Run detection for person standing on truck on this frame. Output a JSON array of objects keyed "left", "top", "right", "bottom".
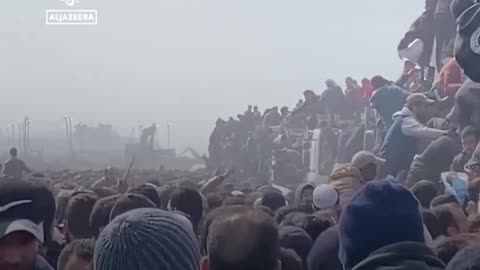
[
  {"left": 380, "top": 94, "right": 449, "bottom": 179},
  {"left": 4, "top": 147, "right": 32, "bottom": 179},
  {"left": 369, "top": 75, "right": 409, "bottom": 132}
]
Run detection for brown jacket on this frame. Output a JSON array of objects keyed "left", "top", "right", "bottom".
[{"left": 329, "top": 164, "right": 363, "bottom": 209}]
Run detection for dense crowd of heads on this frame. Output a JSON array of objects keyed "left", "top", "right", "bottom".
[{"left": 2, "top": 151, "right": 480, "bottom": 270}]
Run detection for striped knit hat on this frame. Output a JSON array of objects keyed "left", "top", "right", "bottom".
[{"left": 94, "top": 208, "right": 200, "bottom": 270}]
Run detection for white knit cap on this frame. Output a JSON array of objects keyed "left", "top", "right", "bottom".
[{"left": 313, "top": 184, "right": 339, "bottom": 210}]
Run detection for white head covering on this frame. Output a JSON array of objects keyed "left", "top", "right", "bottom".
[{"left": 313, "top": 184, "right": 339, "bottom": 210}]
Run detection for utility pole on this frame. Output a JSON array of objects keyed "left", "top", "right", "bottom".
[
  {"left": 6, "top": 126, "right": 10, "bottom": 146},
  {"left": 11, "top": 124, "right": 15, "bottom": 148},
  {"left": 69, "top": 117, "right": 73, "bottom": 156},
  {"left": 64, "top": 115, "right": 73, "bottom": 158},
  {"left": 18, "top": 124, "right": 21, "bottom": 153},
  {"left": 167, "top": 122, "right": 171, "bottom": 149}
]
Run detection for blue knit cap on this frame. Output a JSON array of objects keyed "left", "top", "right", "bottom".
[
  {"left": 338, "top": 180, "right": 424, "bottom": 269},
  {"left": 95, "top": 208, "right": 200, "bottom": 270}
]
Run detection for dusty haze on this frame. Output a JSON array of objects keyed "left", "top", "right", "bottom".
[{"left": 0, "top": 0, "right": 422, "bottom": 153}]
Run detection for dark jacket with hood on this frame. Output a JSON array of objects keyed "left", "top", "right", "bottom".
[
  {"left": 307, "top": 225, "right": 342, "bottom": 270},
  {"left": 406, "top": 133, "right": 462, "bottom": 187},
  {"left": 447, "top": 80, "right": 480, "bottom": 131},
  {"left": 398, "top": 0, "right": 436, "bottom": 67},
  {"left": 295, "top": 183, "right": 314, "bottom": 207},
  {"left": 352, "top": 242, "right": 445, "bottom": 270},
  {"left": 320, "top": 85, "right": 346, "bottom": 117}
]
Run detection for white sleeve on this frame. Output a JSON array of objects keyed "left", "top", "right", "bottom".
[{"left": 401, "top": 117, "right": 447, "bottom": 140}]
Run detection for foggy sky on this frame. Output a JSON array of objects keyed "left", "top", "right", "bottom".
[{"left": 1, "top": 0, "right": 423, "bottom": 153}]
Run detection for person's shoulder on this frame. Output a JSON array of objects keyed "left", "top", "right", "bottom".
[
  {"left": 34, "top": 255, "right": 54, "bottom": 270},
  {"left": 387, "top": 84, "right": 407, "bottom": 93},
  {"left": 458, "top": 79, "right": 480, "bottom": 91}
]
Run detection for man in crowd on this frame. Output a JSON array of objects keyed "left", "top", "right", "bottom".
[
  {"left": 351, "top": 151, "right": 385, "bottom": 182},
  {"left": 294, "top": 183, "right": 315, "bottom": 210},
  {"left": 320, "top": 79, "right": 345, "bottom": 122},
  {"left": 280, "top": 106, "right": 289, "bottom": 122},
  {"left": 452, "top": 126, "right": 480, "bottom": 172},
  {"left": 452, "top": 0, "right": 480, "bottom": 82},
  {"left": 447, "top": 79, "right": 480, "bottom": 132},
  {"left": 95, "top": 208, "right": 200, "bottom": 270},
  {"left": 57, "top": 239, "right": 94, "bottom": 270},
  {"left": 344, "top": 77, "right": 363, "bottom": 120},
  {"left": 168, "top": 188, "right": 204, "bottom": 234},
  {"left": 0, "top": 180, "right": 56, "bottom": 270},
  {"left": 338, "top": 180, "right": 445, "bottom": 270},
  {"left": 262, "top": 107, "right": 283, "bottom": 130},
  {"left": 380, "top": 93, "right": 448, "bottom": 178},
  {"left": 406, "top": 125, "right": 462, "bottom": 187},
  {"left": 253, "top": 105, "right": 262, "bottom": 122},
  {"left": 290, "top": 89, "right": 324, "bottom": 119},
  {"left": 369, "top": 76, "right": 409, "bottom": 131},
  {"left": 433, "top": 0, "right": 457, "bottom": 70},
  {"left": 203, "top": 207, "right": 280, "bottom": 270},
  {"left": 64, "top": 193, "right": 98, "bottom": 243},
  {"left": 361, "top": 78, "right": 374, "bottom": 105},
  {"left": 435, "top": 58, "right": 463, "bottom": 98},
  {"left": 108, "top": 193, "right": 156, "bottom": 221},
  {"left": 245, "top": 105, "right": 254, "bottom": 118},
  {"left": 4, "top": 147, "right": 32, "bottom": 179}
]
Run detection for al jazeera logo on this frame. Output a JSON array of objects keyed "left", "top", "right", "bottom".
[{"left": 46, "top": 0, "right": 97, "bottom": 25}]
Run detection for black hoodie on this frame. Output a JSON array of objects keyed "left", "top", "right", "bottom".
[
  {"left": 352, "top": 242, "right": 445, "bottom": 270},
  {"left": 406, "top": 133, "right": 462, "bottom": 187},
  {"left": 307, "top": 225, "right": 342, "bottom": 270}
]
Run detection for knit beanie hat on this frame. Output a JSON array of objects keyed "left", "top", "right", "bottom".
[
  {"left": 95, "top": 208, "right": 200, "bottom": 270},
  {"left": 452, "top": 0, "right": 480, "bottom": 82},
  {"left": 338, "top": 180, "right": 424, "bottom": 269}
]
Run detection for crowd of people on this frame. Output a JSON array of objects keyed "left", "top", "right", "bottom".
[
  {"left": 207, "top": 78, "right": 372, "bottom": 182},
  {"left": 2, "top": 0, "right": 480, "bottom": 270}
]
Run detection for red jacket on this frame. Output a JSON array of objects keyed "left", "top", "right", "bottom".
[
  {"left": 438, "top": 59, "right": 463, "bottom": 96},
  {"left": 362, "top": 83, "right": 374, "bottom": 105}
]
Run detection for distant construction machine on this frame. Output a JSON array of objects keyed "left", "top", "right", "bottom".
[{"left": 125, "top": 123, "right": 176, "bottom": 168}]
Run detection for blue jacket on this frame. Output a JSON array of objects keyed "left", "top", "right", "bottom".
[
  {"left": 370, "top": 85, "right": 409, "bottom": 130},
  {"left": 380, "top": 115, "right": 417, "bottom": 178}
]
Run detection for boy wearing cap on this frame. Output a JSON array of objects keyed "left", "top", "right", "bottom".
[
  {"left": 351, "top": 151, "right": 385, "bottom": 182},
  {"left": 0, "top": 180, "right": 56, "bottom": 270},
  {"left": 380, "top": 93, "right": 448, "bottom": 178}
]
